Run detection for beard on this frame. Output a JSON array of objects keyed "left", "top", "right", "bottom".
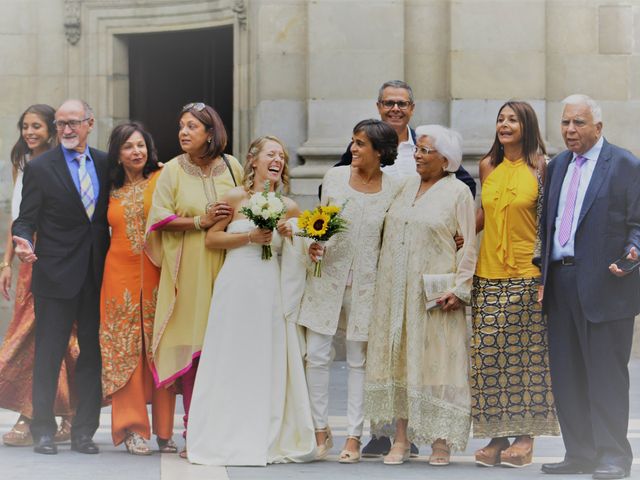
[{"left": 60, "top": 135, "right": 80, "bottom": 150}]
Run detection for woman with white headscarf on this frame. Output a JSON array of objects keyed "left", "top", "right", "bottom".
[{"left": 364, "top": 125, "right": 477, "bottom": 467}]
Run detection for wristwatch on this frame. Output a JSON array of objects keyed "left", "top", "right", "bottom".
[{"left": 0, "top": 261, "right": 10, "bottom": 270}]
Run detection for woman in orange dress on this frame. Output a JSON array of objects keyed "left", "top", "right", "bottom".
[
  {"left": 100, "top": 123, "right": 176, "bottom": 455},
  {"left": 0, "top": 104, "right": 77, "bottom": 447}
]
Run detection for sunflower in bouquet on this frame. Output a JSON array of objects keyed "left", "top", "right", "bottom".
[{"left": 297, "top": 204, "right": 348, "bottom": 276}]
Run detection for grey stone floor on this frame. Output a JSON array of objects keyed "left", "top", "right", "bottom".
[{"left": 0, "top": 360, "right": 639, "bottom": 480}]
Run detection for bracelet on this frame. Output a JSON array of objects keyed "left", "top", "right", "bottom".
[
  {"left": 194, "top": 215, "right": 202, "bottom": 231},
  {"left": 0, "top": 261, "right": 9, "bottom": 270},
  {"left": 247, "top": 232, "right": 252, "bottom": 244}
]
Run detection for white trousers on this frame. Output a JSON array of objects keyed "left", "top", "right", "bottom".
[{"left": 305, "top": 287, "right": 367, "bottom": 437}]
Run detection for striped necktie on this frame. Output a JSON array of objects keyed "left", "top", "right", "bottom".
[
  {"left": 76, "top": 154, "right": 95, "bottom": 218},
  {"left": 557, "top": 155, "right": 587, "bottom": 246}
]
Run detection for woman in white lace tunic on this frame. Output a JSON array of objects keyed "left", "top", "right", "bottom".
[
  {"left": 297, "top": 119, "right": 402, "bottom": 463},
  {"left": 364, "top": 125, "right": 477, "bottom": 467}
]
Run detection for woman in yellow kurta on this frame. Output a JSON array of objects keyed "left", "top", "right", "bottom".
[
  {"left": 472, "top": 101, "right": 558, "bottom": 468},
  {"left": 100, "top": 123, "right": 176, "bottom": 455},
  {"left": 145, "top": 103, "right": 243, "bottom": 456}
]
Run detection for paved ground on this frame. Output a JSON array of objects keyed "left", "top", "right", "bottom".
[{"left": 1, "top": 360, "right": 639, "bottom": 480}]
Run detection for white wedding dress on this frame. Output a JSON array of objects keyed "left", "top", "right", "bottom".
[{"left": 187, "top": 219, "right": 316, "bottom": 466}]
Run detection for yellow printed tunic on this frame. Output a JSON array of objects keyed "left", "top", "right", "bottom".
[{"left": 145, "top": 154, "right": 243, "bottom": 386}]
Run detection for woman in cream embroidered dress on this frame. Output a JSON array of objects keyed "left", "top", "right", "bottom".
[
  {"left": 471, "top": 101, "right": 558, "bottom": 468},
  {"left": 298, "top": 119, "right": 401, "bottom": 463},
  {"left": 0, "top": 104, "right": 77, "bottom": 447},
  {"left": 100, "top": 123, "right": 176, "bottom": 455},
  {"left": 145, "top": 103, "right": 243, "bottom": 452},
  {"left": 188, "top": 136, "right": 315, "bottom": 466},
  {"left": 365, "top": 125, "right": 477, "bottom": 467}
]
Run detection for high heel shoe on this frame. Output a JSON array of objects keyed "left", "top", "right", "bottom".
[
  {"left": 2, "top": 416, "right": 33, "bottom": 447},
  {"left": 500, "top": 438, "right": 533, "bottom": 468},
  {"left": 429, "top": 439, "right": 451, "bottom": 466},
  {"left": 124, "top": 431, "right": 152, "bottom": 456},
  {"left": 314, "top": 427, "right": 333, "bottom": 460},
  {"left": 475, "top": 437, "right": 510, "bottom": 467},
  {"left": 157, "top": 436, "right": 178, "bottom": 454},
  {"left": 54, "top": 417, "right": 72, "bottom": 444},
  {"left": 338, "top": 436, "right": 361, "bottom": 464},
  {"left": 383, "top": 442, "right": 411, "bottom": 465}
]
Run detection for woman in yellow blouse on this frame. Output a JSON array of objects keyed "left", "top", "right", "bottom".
[{"left": 472, "top": 101, "right": 558, "bottom": 468}]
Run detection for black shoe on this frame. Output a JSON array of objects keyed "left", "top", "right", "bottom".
[
  {"left": 541, "top": 459, "right": 595, "bottom": 475},
  {"left": 33, "top": 435, "right": 58, "bottom": 455},
  {"left": 592, "top": 464, "right": 630, "bottom": 480},
  {"left": 361, "top": 436, "right": 391, "bottom": 457},
  {"left": 71, "top": 434, "right": 99, "bottom": 454},
  {"left": 410, "top": 442, "right": 419, "bottom": 457}
]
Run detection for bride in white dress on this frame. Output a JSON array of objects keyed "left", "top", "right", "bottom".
[{"left": 187, "top": 136, "right": 316, "bottom": 466}]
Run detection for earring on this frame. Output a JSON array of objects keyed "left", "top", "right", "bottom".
[{"left": 207, "top": 138, "right": 212, "bottom": 144}]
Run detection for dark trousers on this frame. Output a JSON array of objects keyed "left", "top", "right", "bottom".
[
  {"left": 546, "top": 264, "right": 634, "bottom": 469},
  {"left": 30, "top": 267, "right": 102, "bottom": 441}
]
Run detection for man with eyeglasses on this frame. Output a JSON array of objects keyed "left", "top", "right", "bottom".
[
  {"left": 334, "top": 80, "right": 476, "bottom": 197},
  {"left": 12, "top": 99, "right": 110, "bottom": 456}
]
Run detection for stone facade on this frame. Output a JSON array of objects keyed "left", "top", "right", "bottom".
[{"left": 0, "top": 0, "right": 639, "bottom": 350}]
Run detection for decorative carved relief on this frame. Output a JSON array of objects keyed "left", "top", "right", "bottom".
[
  {"left": 64, "top": 0, "right": 82, "bottom": 45},
  {"left": 232, "top": 0, "right": 247, "bottom": 28}
]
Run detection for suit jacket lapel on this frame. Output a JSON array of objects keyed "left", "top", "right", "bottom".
[
  {"left": 577, "top": 139, "right": 612, "bottom": 227},
  {"left": 547, "top": 151, "right": 571, "bottom": 234},
  {"left": 51, "top": 148, "right": 87, "bottom": 216}
]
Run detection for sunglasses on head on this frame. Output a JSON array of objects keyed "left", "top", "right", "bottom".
[{"left": 182, "top": 102, "right": 206, "bottom": 112}]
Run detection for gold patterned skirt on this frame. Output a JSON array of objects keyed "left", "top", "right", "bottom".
[{"left": 470, "top": 276, "right": 559, "bottom": 438}]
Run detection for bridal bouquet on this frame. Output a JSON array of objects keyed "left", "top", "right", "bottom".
[
  {"left": 240, "top": 181, "right": 287, "bottom": 260},
  {"left": 296, "top": 204, "right": 348, "bottom": 277}
]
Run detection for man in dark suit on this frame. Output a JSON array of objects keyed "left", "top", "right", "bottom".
[
  {"left": 12, "top": 99, "right": 110, "bottom": 455},
  {"left": 539, "top": 94, "right": 640, "bottom": 479},
  {"left": 334, "top": 80, "right": 476, "bottom": 198}
]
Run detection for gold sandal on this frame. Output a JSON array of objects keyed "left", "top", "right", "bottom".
[
  {"left": 124, "top": 431, "right": 152, "bottom": 456},
  {"left": 314, "top": 427, "right": 333, "bottom": 460},
  {"left": 54, "top": 417, "right": 72, "bottom": 444},
  {"left": 157, "top": 436, "right": 178, "bottom": 454},
  {"left": 429, "top": 439, "right": 451, "bottom": 466},
  {"left": 2, "top": 416, "right": 33, "bottom": 447},
  {"left": 338, "top": 436, "right": 361, "bottom": 464},
  {"left": 383, "top": 441, "right": 411, "bottom": 465}
]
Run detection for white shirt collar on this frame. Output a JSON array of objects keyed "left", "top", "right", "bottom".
[{"left": 572, "top": 136, "right": 604, "bottom": 163}]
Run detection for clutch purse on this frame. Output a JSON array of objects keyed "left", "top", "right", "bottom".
[{"left": 422, "top": 273, "right": 456, "bottom": 311}]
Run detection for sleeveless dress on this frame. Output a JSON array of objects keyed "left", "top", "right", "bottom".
[
  {"left": 187, "top": 219, "right": 316, "bottom": 466},
  {"left": 471, "top": 158, "right": 559, "bottom": 437}
]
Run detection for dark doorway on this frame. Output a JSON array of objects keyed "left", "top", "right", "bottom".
[{"left": 126, "top": 26, "right": 233, "bottom": 163}]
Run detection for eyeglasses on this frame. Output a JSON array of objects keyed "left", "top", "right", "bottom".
[
  {"left": 53, "top": 118, "right": 90, "bottom": 131},
  {"left": 378, "top": 100, "right": 413, "bottom": 110},
  {"left": 413, "top": 145, "right": 437, "bottom": 156},
  {"left": 182, "top": 102, "right": 206, "bottom": 112}
]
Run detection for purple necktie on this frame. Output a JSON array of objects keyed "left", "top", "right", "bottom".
[{"left": 558, "top": 155, "right": 587, "bottom": 246}]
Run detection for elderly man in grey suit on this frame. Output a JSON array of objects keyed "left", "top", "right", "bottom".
[{"left": 539, "top": 94, "right": 640, "bottom": 479}]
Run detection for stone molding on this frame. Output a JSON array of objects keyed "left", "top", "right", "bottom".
[
  {"left": 64, "top": 0, "right": 82, "bottom": 45},
  {"left": 61, "top": 0, "right": 251, "bottom": 156}
]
